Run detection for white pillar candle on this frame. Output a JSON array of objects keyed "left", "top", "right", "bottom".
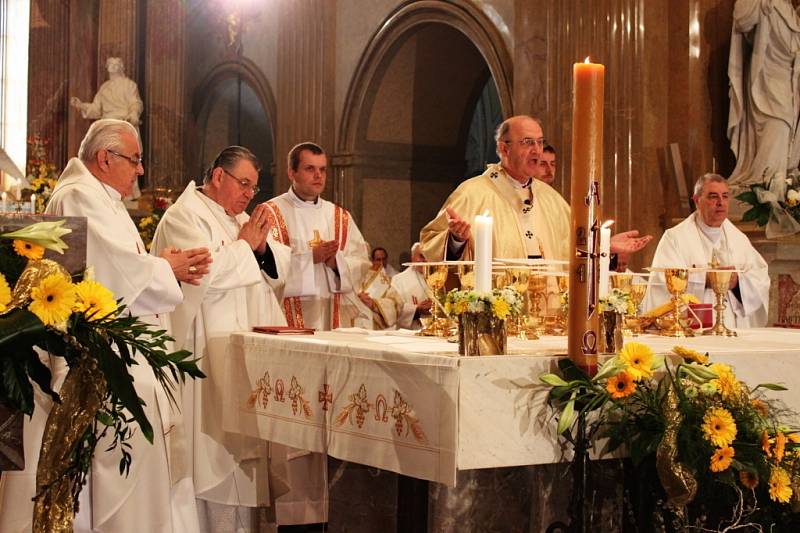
[
  {"left": 30, "top": 193, "right": 36, "bottom": 213},
  {"left": 474, "top": 211, "right": 493, "bottom": 293},
  {"left": 1, "top": 192, "right": 6, "bottom": 212},
  {"left": 14, "top": 182, "right": 21, "bottom": 202},
  {"left": 599, "top": 220, "right": 613, "bottom": 298}
]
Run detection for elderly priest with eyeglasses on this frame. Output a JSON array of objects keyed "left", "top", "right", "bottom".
[
  {"left": 149, "top": 145, "right": 293, "bottom": 530},
  {"left": 0, "top": 118, "right": 212, "bottom": 533},
  {"left": 420, "top": 115, "right": 651, "bottom": 267}
]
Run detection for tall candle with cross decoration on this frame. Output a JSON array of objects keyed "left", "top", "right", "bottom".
[{"left": 567, "top": 58, "right": 604, "bottom": 377}]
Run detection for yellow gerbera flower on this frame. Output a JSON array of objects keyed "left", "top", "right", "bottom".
[
  {"left": 762, "top": 430, "right": 772, "bottom": 458},
  {"left": 618, "top": 342, "right": 655, "bottom": 381},
  {"left": 492, "top": 299, "right": 510, "bottom": 320},
  {"left": 606, "top": 370, "right": 637, "bottom": 399},
  {"left": 739, "top": 471, "right": 758, "bottom": 490},
  {"left": 29, "top": 274, "right": 76, "bottom": 327},
  {"left": 787, "top": 433, "right": 800, "bottom": 444},
  {"left": 12, "top": 239, "right": 44, "bottom": 260},
  {"left": 708, "top": 363, "right": 742, "bottom": 401},
  {"left": 672, "top": 345, "right": 708, "bottom": 364},
  {"left": 774, "top": 432, "right": 787, "bottom": 462},
  {"left": 74, "top": 279, "right": 117, "bottom": 321},
  {"left": 710, "top": 446, "right": 734, "bottom": 472},
  {"left": 702, "top": 407, "right": 737, "bottom": 447},
  {"left": 0, "top": 273, "right": 12, "bottom": 313},
  {"left": 769, "top": 466, "right": 793, "bottom": 503}
]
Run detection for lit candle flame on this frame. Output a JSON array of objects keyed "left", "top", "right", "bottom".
[
  {"left": 584, "top": 56, "right": 591, "bottom": 64},
  {"left": 482, "top": 210, "right": 490, "bottom": 217},
  {"left": 601, "top": 219, "right": 615, "bottom": 229}
]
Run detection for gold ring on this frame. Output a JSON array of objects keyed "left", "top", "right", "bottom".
[{"left": 188, "top": 266, "right": 197, "bottom": 274}]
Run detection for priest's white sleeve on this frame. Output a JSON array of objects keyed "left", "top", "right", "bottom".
[
  {"left": 283, "top": 249, "right": 319, "bottom": 298},
  {"left": 331, "top": 217, "right": 371, "bottom": 294}
]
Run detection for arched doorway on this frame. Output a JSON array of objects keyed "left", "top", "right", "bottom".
[
  {"left": 191, "top": 59, "right": 277, "bottom": 204},
  {"left": 338, "top": 1, "right": 512, "bottom": 268}
]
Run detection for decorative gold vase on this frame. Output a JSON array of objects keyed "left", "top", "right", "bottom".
[
  {"left": 599, "top": 310, "right": 624, "bottom": 354},
  {"left": 458, "top": 312, "right": 507, "bottom": 356}
]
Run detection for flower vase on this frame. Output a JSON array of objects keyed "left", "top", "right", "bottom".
[
  {"left": 458, "top": 312, "right": 506, "bottom": 356},
  {"left": 599, "top": 310, "right": 624, "bottom": 354}
]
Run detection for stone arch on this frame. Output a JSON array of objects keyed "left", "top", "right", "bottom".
[
  {"left": 190, "top": 57, "right": 278, "bottom": 197},
  {"left": 338, "top": 0, "right": 513, "bottom": 154}
]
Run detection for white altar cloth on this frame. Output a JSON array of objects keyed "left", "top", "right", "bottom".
[{"left": 218, "top": 328, "right": 800, "bottom": 487}]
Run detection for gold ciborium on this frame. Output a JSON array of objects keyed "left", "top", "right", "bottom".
[
  {"left": 508, "top": 268, "right": 537, "bottom": 340},
  {"left": 662, "top": 268, "right": 694, "bottom": 337},
  {"left": 421, "top": 264, "right": 450, "bottom": 336},
  {"left": 526, "top": 272, "right": 548, "bottom": 335},
  {"left": 703, "top": 269, "right": 737, "bottom": 337}
]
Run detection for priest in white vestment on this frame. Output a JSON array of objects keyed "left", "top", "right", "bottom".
[
  {"left": 358, "top": 263, "right": 404, "bottom": 329},
  {"left": 263, "top": 142, "right": 373, "bottom": 331},
  {"left": 390, "top": 242, "right": 432, "bottom": 329},
  {"left": 0, "top": 119, "right": 212, "bottom": 533},
  {"left": 150, "top": 146, "right": 301, "bottom": 530},
  {"left": 644, "top": 174, "right": 770, "bottom": 328}
]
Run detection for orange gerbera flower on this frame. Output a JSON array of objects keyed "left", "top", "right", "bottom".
[
  {"left": 606, "top": 370, "right": 636, "bottom": 399},
  {"left": 774, "top": 432, "right": 787, "bottom": 462},
  {"left": 710, "top": 446, "right": 734, "bottom": 472},
  {"left": 762, "top": 430, "right": 772, "bottom": 458},
  {"left": 739, "top": 471, "right": 758, "bottom": 490},
  {"left": 12, "top": 239, "right": 44, "bottom": 260}
]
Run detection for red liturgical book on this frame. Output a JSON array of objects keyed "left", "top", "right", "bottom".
[{"left": 252, "top": 326, "right": 315, "bottom": 335}]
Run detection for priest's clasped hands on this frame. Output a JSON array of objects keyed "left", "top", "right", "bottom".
[
  {"left": 161, "top": 247, "right": 212, "bottom": 285},
  {"left": 311, "top": 238, "right": 340, "bottom": 269},
  {"left": 239, "top": 203, "right": 272, "bottom": 254}
]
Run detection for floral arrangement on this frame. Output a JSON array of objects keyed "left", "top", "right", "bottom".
[
  {"left": 540, "top": 343, "right": 800, "bottom": 529},
  {"left": 736, "top": 172, "right": 800, "bottom": 236},
  {"left": 444, "top": 286, "right": 523, "bottom": 320},
  {"left": 598, "top": 287, "right": 634, "bottom": 315},
  {"left": 0, "top": 220, "right": 202, "bottom": 522},
  {"left": 137, "top": 195, "right": 172, "bottom": 251},
  {"left": 25, "top": 135, "right": 60, "bottom": 213}
]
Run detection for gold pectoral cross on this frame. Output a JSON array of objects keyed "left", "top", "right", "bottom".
[{"left": 308, "top": 229, "right": 323, "bottom": 247}]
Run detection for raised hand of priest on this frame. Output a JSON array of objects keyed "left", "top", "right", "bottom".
[
  {"left": 162, "top": 247, "right": 212, "bottom": 285},
  {"left": 446, "top": 207, "right": 471, "bottom": 242},
  {"left": 610, "top": 229, "right": 652, "bottom": 255},
  {"left": 417, "top": 299, "right": 433, "bottom": 313},
  {"left": 312, "top": 240, "right": 339, "bottom": 265}
]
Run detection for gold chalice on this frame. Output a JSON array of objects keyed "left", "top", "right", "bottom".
[
  {"left": 625, "top": 281, "right": 648, "bottom": 336},
  {"left": 661, "top": 268, "right": 694, "bottom": 337},
  {"left": 458, "top": 264, "right": 475, "bottom": 290},
  {"left": 509, "top": 268, "right": 537, "bottom": 340},
  {"left": 610, "top": 273, "right": 633, "bottom": 293},
  {"left": 703, "top": 269, "right": 737, "bottom": 337}
]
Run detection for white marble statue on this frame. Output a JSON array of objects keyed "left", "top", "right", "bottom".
[
  {"left": 728, "top": 0, "right": 800, "bottom": 187},
  {"left": 71, "top": 57, "right": 143, "bottom": 127}
]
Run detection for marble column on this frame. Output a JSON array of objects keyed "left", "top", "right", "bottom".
[
  {"left": 27, "top": 0, "right": 73, "bottom": 167},
  {"left": 275, "top": 0, "right": 337, "bottom": 202},
  {"left": 66, "top": 0, "right": 99, "bottom": 159},
  {"left": 144, "top": 0, "right": 186, "bottom": 191}
]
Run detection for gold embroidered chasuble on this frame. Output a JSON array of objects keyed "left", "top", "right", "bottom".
[{"left": 420, "top": 164, "right": 571, "bottom": 262}]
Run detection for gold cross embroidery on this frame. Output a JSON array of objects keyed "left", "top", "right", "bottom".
[{"left": 308, "top": 229, "right": 323, "bottom": 247}]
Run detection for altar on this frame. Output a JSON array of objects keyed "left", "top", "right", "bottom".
[{"left": 215, "top": 328, "right": 800, "bottom": 488}]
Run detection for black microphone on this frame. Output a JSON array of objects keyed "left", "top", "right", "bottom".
[{"left": 523, "top": 198, "right": 532, "bottom": 205}]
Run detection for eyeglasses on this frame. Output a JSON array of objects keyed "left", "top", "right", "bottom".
[
  {"left": 107, "top": 149, "right": 143, "bottom": 166},
  {"left": 222, "top": 168, "right": 260, "bottom": 195},
  {"left": 503, "top": 138, "right": 547, "bottom": 149}
]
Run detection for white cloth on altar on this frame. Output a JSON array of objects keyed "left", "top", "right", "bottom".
[
  {"left": 391, "top": 267, "right": 429, "bottom": 329},
  {"left": 264, "top": 187, "right": 373, "bottom": 331},
  {"left": 643, "top": 212, "right": 770, "bottom": 328},
  {"left": 150, "top": 181, "right": 292, "bottom": 516},
  {"left": 0, "top": 157, "right": 197, "bottom": 533}
]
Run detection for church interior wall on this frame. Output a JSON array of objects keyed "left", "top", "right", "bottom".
[{"left": 23, "top": 0, "right": 744, "bottom": 269}]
